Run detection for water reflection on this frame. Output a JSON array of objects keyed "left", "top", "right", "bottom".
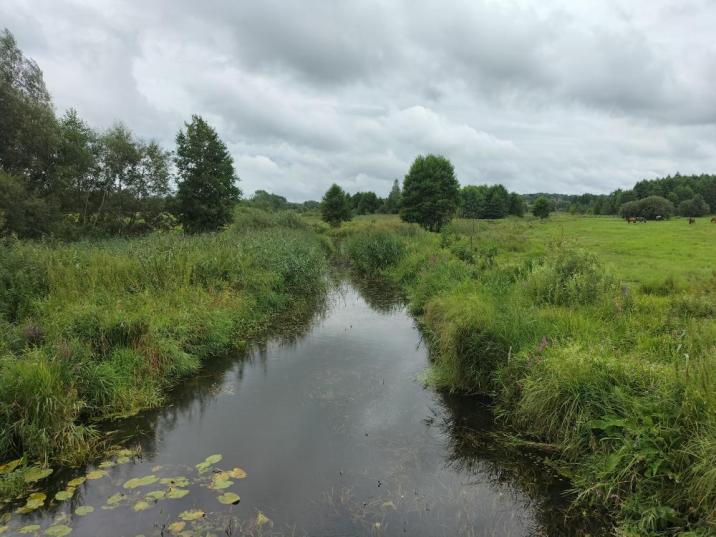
[{"left": 1, "top": 278, "right": 608, "bottom": 536}]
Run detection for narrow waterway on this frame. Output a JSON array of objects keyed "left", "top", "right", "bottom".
[{"left": 3, "top": 280, "right": 605, "bottom": 536}]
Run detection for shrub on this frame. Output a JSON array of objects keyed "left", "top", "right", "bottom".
[
  {"left": 619, "top": 195, "right": 675, "bottom": 220},
  {"left": 677, "top": 195, "right": 710, "bottom": 217},
  {"left": 343, "top": 230, "right": 406, "bottom": 274},
  {"left": 526, "top": 249, "right": 616, "bottom": 305}
]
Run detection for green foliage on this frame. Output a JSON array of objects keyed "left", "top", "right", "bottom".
[
  {"left": 620, "top": 195, "right": 675, "bottom": 220},
  {"left": 343, "top": 230, "right": 406, "bottom": 274},
  {"left": 175, "top": 115, "right": 241, "bottom": 233},
  {"left": 677, "top": 194, "right": 710, "bottom": 217},
  {"left": 350, "top": 191, "right": 381, "bottom": 215},
  {"left": 381, "top": 179, "right": 401, "bottom": 214},
  {"left": 400, "top": 154, "right": 460, "bottom": 231},
  {"left": 0, "top": 212, "right": 327, "bottom": 492},
  {"left": 320, "top": 183, "right": 352, "bottom": 227},
  {"left": 532, "top": 196, "right": 552, "bottom": 219}
]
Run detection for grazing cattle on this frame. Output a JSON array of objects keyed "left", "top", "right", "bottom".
[
  {"left": 637, "top": 216, "right": 646, "bottom": 223},
  {"left": 655, "top": 215, "right": 663, "bottom": 221},
  {"left": 711, "top": 217, "right": 716, "bottom": 223},
  {"left": 689, "top": 217, "right": 696, "bottom": 224},
  {"left": 627, "top": 217, "right": 637, "bottom": 224}
]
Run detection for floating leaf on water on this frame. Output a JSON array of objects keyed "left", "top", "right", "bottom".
[
  {"left": 209, "top": 476, "right": 233, "bottom": 490},
  {"left": 19, "top": 492, "right": 46, "bottom": 512},
  {"left": 145, "top": 490, "right": 165, "bottom": 501},
  {"left": 123, "top": 475, "right": 158, "bottom": 489},
  {"left": 0, "top": 526, "right": 8, "bottom": 534},
  {"left": 105, "top": 493, "right": 127, "bottom": 507},
  {"left": 114, "top": 448, "right": 135, "bottom": 457},
  {"left": 179, "top": 509, "right": 204, "bottom": 521},
  {"left": 166, "top": 521, "right": 185, "bottom": 534},
  {"left": 98, "top": 461, "right": 115, "bottom": 469},
  {"left": 45, "top": 525, "right": 72, "bottom": 537},
  {"left": 227, "top": 468, "right": 247, "bottom": 479},
  {"left": 18, "top": 524, "right": 41, "bottom": 534},
  {"left": 85, "top": 470, "right": 108, "bottom": 480},
  {"left": 217, "top": 492, "right": 240, "bottom": 505},
  {"left": 55, "top": 488, "right": 76, "bottom": 501},
  {"left": 256, "top": 512, "right": 272, "bottom": 527},
  {"left": 195, "top": 454, "right": 222, "bottom": 472},
  {"left": 166, "top": 488, "right": 189, "bottom": 500},
  {"left": 115, "top": 457, "right": 130, "bottom": 465},
  {"left": 67, "top": 476, "right": 86, "bottom": 488},
  {"left": 160, "top": 476, "right": 189, "bottom": 487},
  {"left": 24, "top": 467, "right": 53, "bottom": 483},
  {"left": 132, "top": 501, "right": 152, "bottom": 512},
  {"left": 74, "top": 506, "right": 94, "bottom": 516},
  {"left": 0, "top": 458, "right": 22, "bottom": 475}
]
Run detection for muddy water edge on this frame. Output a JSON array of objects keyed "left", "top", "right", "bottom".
[{"left": 0, "top": 276, "right": 609, "bottom": 536}]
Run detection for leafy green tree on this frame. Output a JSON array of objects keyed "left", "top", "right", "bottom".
[
  {"left": 459, "top": 185, "right": 487, "bottom": 218},
  {"left": 483, "top": 184, "right": 510, "bottom": 218},
  {"left": 382, "top": 179, "right": 401, "bottom": 214},
  {"left": 0, "top": 170, "right": 58, "bottom": 238},
  {"left": 351, "top": 191, "right": 381, "bottom": 215},
  {"left": 619, "top": 195, "right": 674, "bottom": 219},
  {"left": 400, "top": 155, "right": 460, "bottom": 231},
  {"left": 321, "top": 184, "right": 352, "bottom": 227},
  {"left": 678, "top": 194, "right": 710, "bottom": 217},
  {"left": 532, "top": 196, "right": 552, "bottom": 219},
  {"left": 175, "top": 115, "right": 240, "bottom": 233},
  {"left": 508, "top": 192, "right": 525, "bottom": 216},
  {"left": 248, "top": 190, "right": 292, "bottom": 212},
  {"left": 0, "top": 29, "right": 57, "bottom": 191}
]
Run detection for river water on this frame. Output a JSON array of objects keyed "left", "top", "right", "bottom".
[{"left": 2, "top": 280, "right": 605, "bottom": 536}]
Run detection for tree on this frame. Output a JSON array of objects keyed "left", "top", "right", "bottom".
[
  {"left": 532, "top": 196, "right": 552, "bottom": 219},
  {"left": 459, "top": 185, "right": 487, "bottom": 218},
  {"left": 175, "top": 115, "right": 240, "bottom": 233},
  {"left": 400, "top": 154, "right": 460, "bottom": 231},
  {"left": 678, "top": 194, "right": 710, "bottom": 217},
  {"left": 351, "top": 191, "right": 381, "bottom": 215},
  {"left": 619, "top": 195, "right": 674, "bottom": 220},
  {"left": 508, "top": 192, "right": 525, "bottom": 217},
  {"left": 321, "top": 184, "right": 352, "bottom": 227},
  {"left": 483, "top": 184, "right": 510, "bottom": 218},
  {"left": 382, "top": 179, "right": 401, "bottom": 214}
]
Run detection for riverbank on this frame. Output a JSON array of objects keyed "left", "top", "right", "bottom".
[
  {"left": 0, "top": 208, "right": 329, "bottom": 500},
  {"left": 337, "top": 214, "right": 716, "bottom": 536}
]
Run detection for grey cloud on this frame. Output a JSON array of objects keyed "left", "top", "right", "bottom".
[{"left": 1, "top": 0, "right": 715, "bottom": 201}]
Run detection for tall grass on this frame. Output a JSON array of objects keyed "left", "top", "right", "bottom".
[
  {"left": 0, "top": 209, "right": 328, "bottom": 496},
  {"left": 338, "top": 214, "right": 716, "bottom": 536}
]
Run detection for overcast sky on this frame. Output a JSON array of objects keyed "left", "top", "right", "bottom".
[{"left": 3, "top": 0, "right": 716, "bottom": 200}]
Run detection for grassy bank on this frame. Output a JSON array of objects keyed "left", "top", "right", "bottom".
[
  {"left": 337, "top": 214, "right": 716, "bottom": 536},
  {"left": 0, "top": 208, "right": 329, "bottom": 498}
]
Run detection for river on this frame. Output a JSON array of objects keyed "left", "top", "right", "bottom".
[{"left": 2, "top": 280, "right": 605, "bottom": 536}]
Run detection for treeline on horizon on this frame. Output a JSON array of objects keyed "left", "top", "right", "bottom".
[{"left": 2, "top": 27, "right": 714, "bottom": 242}]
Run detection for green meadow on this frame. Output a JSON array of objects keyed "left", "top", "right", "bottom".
[{"left": 338, "top": 213, "right": 716, "bottom": 536}]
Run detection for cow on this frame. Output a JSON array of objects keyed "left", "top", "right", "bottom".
[
  {"left": 689, "top": 217, "right": 696, "bottom": 224},
  {"left": 655, "top": 215, "right": 663, "bottom": 221},
  {"left": 711, "top": 217, "right": 716, "bottom": 223},
  {"left": 637, "top": 216, "right": 647, "bottom": 223},
  {"left": 627, "top": 217, "right": 637, "bottom": 224}
]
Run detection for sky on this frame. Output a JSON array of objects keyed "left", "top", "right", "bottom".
[{"left": 2, "top": 0, "right": 716, "bottom": 201}]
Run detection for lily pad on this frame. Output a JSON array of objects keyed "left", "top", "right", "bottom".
[
  {"left": 209, "top": 475, "right": 233, "bottom": 490},
  {"left": 195, "top": 454, "right": 222, "bottom": 472},
  {"left": 115, "top": 456, "right": 130, "bottom": 465},
  {"left": 217, "top": 492, "right": 240, "bottom": 505},
  {"left": 160, "top": 476, "right": 189, "bottom": 487},
  {"left": 19, "top": 492, "right": 46, "bottom": 512},
  {"left": 228, "top": 467, "right": 247, "bottom": 479},
  {"left": 18, "top": 525, "right": 41, "bottom": 534},
  {"left": 132, "top": 500, "right": 152, "bottom": 512},
  {"left": 74, "top": 506, "right": 94, "bottom": 516},
  {"left": 85, "top": 470, "right": 107, "bottom": 480},
  {"left": 0, "top": 525, "right": 8, "bottom": 534},
  {"left": 179, "top": 509, "right": 205, "bottom": 521},
  {"left": 55, "top": 489, "right": 75, "bottom": 501},
  {"left": 166, "top": 488, "right": 190, "bottom": 499},
  {"left": 145, "top": 490, "right": 165, "bottom": 501},
  {"left": 45, "top": 525, "right": 72, "bottom": 537},
  {"left": 123, "top": 475, "right": 158, "bottom": 489},
  {"left": 98, "top": 461, "right": 115, "bottom": 469},
  {"left": 67, "top": 476, "right": 86, "bottom": 488},
  {"left": 105, "top": 493, "right": 127, "bottom": 507},
  {"left": 24, "top": 467, "right": 53, "bottom": 483},
  {"left": 256, "top": 512, "right": 272, "bottom": 527},
  {"left": 0, "top": 458, "right": 22, "bottom": 475},
  {"left": 167, "top": 521, "right": 185, "bottom": 534}
]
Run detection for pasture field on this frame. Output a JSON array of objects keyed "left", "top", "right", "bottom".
[
  {"left": 338, "top": 213, "right": 716, "bottom": 536},
  {"left": 0, "top": 208, "right": 329, "bottom": 499}
]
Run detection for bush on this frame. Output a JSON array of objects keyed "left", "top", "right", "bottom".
[
  {"left": 343, "top": 230, "right": 406, "bottom": 274},
  {"left": 677, "top": 195, "right": 710, "bottom": 217},
  {"left": 526, "top": 249, "right": 616, "bottom": 305},
  {"left": 619, "top": 195, "right": 675, "bottom": 220}
]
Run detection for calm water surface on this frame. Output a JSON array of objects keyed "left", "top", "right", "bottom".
[{"left": 3, "top": 281, "right": 605, "bottom": 536}]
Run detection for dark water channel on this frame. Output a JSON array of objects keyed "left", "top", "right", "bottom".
[{"left": 3, "top": 280, "right": 607, "bottom": 536}]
